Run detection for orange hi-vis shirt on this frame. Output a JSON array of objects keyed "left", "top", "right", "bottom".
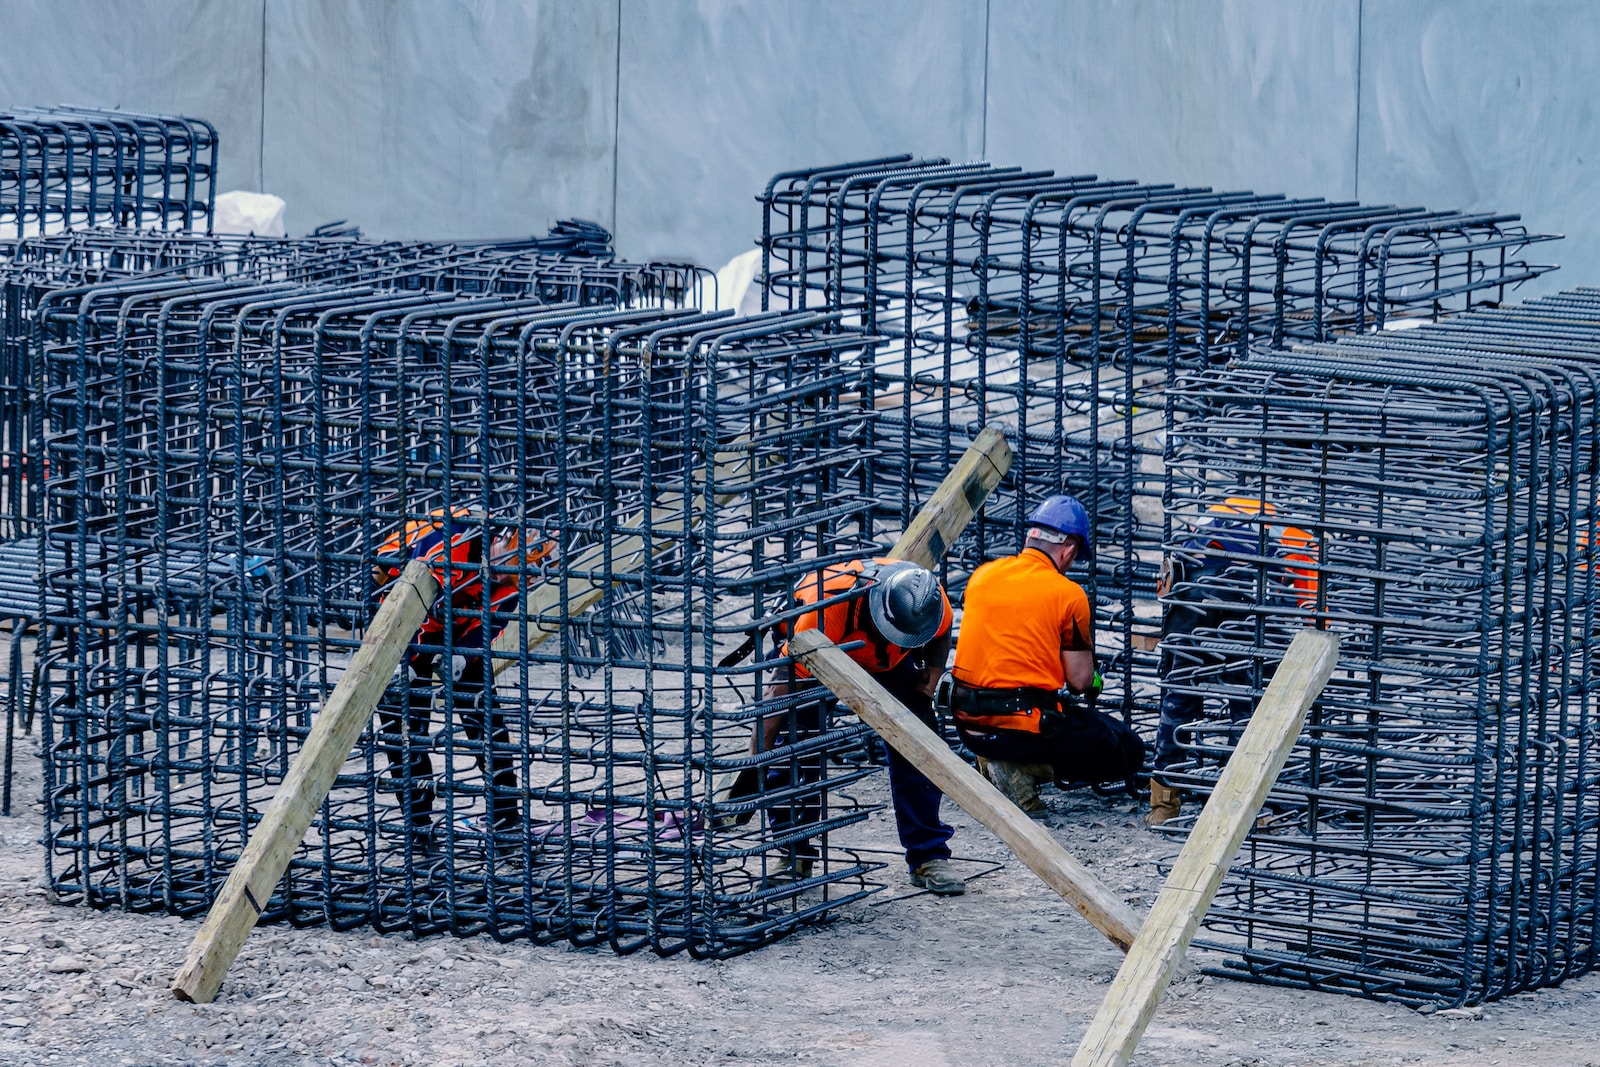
[
  {"left": 783, "top": 558, "right": 953, "bottom": 679},
  {"left": 952, "top": 547, "right": 1093, "bottom": 691}
]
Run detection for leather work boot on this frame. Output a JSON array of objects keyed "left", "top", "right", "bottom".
[
  {"left": 909, "top": 858, "right": 966, "bottom": 896},
  {"left": 761, "top": 855, "right": 814, "bottom": 889},
  {"left": 983, "top": 760, "right": 1048, "bottom": 816},
  {"left": 1146, "top": 777, "right": 1182, "bottom": 827}
]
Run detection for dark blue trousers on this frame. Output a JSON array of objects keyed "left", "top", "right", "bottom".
[
  {"left": 766, "top": 657, "right": 953, "bottom": 870},
  {"left": 878, "top": 659, "right": 954, "bottom": 870}
]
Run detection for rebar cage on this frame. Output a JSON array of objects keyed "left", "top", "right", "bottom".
[
  {"left": 1163, "top": 289, "right": 1600, "bottom": 1006},
  {"left": 759, "top": 154, "right": 1560, "bottom": 735},
  {"left": 0, "top": 107, "right": 218, "bottom": 237},
  {"left": 0, "top": 226, "right": 710, "bottom": 811},
  {"left": 38, "top": 254, "right": 893, "bottom": 955}
]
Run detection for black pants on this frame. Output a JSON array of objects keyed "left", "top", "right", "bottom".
[
  {"left": 959, "top": 705, "right": 1146, "bottom": 785},
  {"left": 376, "top": 624, "right": 519, "bottom": 834}
]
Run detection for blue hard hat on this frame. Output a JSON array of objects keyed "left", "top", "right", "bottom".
[{"left": 1027, "top": 495, "right": 1093, "bottom": 561}]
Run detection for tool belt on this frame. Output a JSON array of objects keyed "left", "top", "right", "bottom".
[{"left": 944, "top": 678, "right": 1065, "bottom": 735}]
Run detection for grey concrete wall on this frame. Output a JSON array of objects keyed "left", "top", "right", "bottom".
[
  {"left": 0, "top": 0, "right": 1593, "bottom": 289},
  {"left": 0, "top": 0, "right": 264, "bottom": 194}
]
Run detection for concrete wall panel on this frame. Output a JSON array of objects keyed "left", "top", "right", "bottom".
[
  {"left": 0, "top": 0, "right": 264, "bottom": 193},
  {"left": 613, "top": 0, "right": 987, "bottom": 266},
  {"left": 985, "top": 0, "right": 1360, "bottom": 200},
  {"left": 1357, "top": 0, "right": 1597, "bottom": 294},
  {"left": 261, "top": 0, "right": 617, "bottom": 238}
]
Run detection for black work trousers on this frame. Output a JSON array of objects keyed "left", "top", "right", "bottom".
[
  {"left": 958, "top": 705, "right": 1146, "bottom": 785},
  {"left": 375, "top": 622, "right": 519, "bottom": 834}
]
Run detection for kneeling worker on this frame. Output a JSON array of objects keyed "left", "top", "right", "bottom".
[
  {"left": 948, "top": 495, "right": 1146, "bottom": 812},
  {"left": 767, "top": 557, "right": 965, "bottom": 895}
]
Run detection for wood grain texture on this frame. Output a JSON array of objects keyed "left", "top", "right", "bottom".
[
  {"left": 789, "top": 628, "right": 1141, "bottom": 952},
  {"left": 888, "top": 426, "right": 1012, "bottom": 570},
  {"left": 1071, "top": 629, "right": 1340, "bottom": 1067},
  {"left": 172, "top": 560, "right": 440, "bottom": 1004}
]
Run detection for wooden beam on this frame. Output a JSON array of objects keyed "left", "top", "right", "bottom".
[
  {"left": 1071, "top": 629, "right": 1340, "bottom": 1067},
  {"left": 788, "top": 628, "right": 1141, "bottom": 953},
  {"left": 171, "top": 559, "right": 440, "bottom": 1004},
  {"left": 888, "top": 425, "right": 1013, "bottom": 570}
]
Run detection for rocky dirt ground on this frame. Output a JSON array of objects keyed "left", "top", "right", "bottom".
[{"left": 1, "top": 737, "right": 1597, "bottom": 1067}]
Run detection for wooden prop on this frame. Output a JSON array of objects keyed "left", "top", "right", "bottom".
[
  {"left": 173, "top": 560, "right": 440, "bottom": 1003},
  {"left": 788, "top": 628, "right": 1141, "bottom": 953},
  {"left": 1071, "top": 629, "right": 1341, "bottom": 1067}
]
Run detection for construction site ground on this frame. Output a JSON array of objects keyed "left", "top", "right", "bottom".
[{"left": 1, "top": 744, "right": 1596, "bottom": 1067}]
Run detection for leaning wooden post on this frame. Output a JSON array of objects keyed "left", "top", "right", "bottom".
[
  {"left": 172, "top": 560, "right": 439, "bottom": 1004},
  {"left": 1071, "top": 629, "right": 1340, "bottom": 1067},
  {"left": 888, "top": 424, "right": 1012, "bottom": 569},
  {"left": 788, "top": 629, "right": 1141, "bottom": 953}
]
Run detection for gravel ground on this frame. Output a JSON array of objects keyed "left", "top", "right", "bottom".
[{"left": 2, "top": 737, "right": 1598, "bottom": 1067}]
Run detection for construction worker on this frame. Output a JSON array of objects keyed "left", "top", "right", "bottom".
[
  {"left": 372, "top": 509, "right": 550, "bottom": 856},
  {"left": 760, "top": 557, "right": 965, "bottom": 895},
  {"left": 1149, "top": 498, "right": 1317, "bottom": 825},
  {"left": 948, "top": 495, "right": 1146, "bottom": 813}
]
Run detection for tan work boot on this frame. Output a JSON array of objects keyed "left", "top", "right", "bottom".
[
  {"left": 909, "top": 858, "right": 966, "bottom": 896},
  {"left": 1146, "top": 777, "right": 1182, "bottom": 827},
  {"left": 983, "top": 760, "right": 1047, "bottom": 816},
  {"left": 761, "top": 855, "right": 814, "bottom": 889}
]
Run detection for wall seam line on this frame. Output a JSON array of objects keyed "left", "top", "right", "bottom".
[
  {"left": 610, "top": 0, "right": 623, "bottom": 235},
  {"left": 981, "top": 0, "right": 991, "bottom": 159},
  {"left": 258, "top": 0, "right": 267, "bottom": 192},
  {"left": 1353, "top": 0, "right": 1363, "bottom": 200}
]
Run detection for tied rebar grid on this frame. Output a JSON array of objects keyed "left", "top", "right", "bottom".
[
  {"left": 758, "top": 155, "right": 1558, "bottom": 738},
  {"left": 0, "top": 228, "right": 711, "bottom": 814},
  {"left": 39, "top": 277, "right": 889, "bottom": 957},
  {"left": 1, "top": 225, "right": 710, "bottom": 541},
  {"left": 0, "top": 107, "right": 218, "bottom": 237},
  {"left": 1161, "top": 289, "right": 1600, "bottom": 1006}
]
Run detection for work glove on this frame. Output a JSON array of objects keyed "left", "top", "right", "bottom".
[{"left": 1086, "top": 670, "right": 1104, "bottom": 705}]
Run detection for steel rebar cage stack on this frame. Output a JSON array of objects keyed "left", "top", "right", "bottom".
[
  {"left": 0, "top": 226, "right": 710, "bottom": 815},
  {"left": 759, "top": 155, "right": 1559, "bottom": 737},
  {"left": 38, "top": 261, "right": 889, "bottom": 955},
  {"left": 1161, "top": 289, "right": 1600, "bottom": 1005},
  {"left": 0, "top": 106, "right": 218, "bottom": 237}
]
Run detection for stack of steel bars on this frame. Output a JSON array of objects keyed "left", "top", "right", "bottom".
[
  {"left": 36, "top": 239, "right": 892, "bottom": 956},
  {"left": 1162, "top": 287, "right": 1600, "bottom": 1006},
  {"left": 1, "top": 107, "right": 217, "bottom": 236},
  {"left": 759, "top": 155, "right": 1560, "bottom": 737},
  {"left": 0, "top": 225, "right": 709, "bottom": 814}
]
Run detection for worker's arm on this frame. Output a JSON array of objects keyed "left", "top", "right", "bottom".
[
  {"left": 1061, "top": 648, "right": 1097, "bottom": 694},
  {"left": 912, "top": 631, "right": 952, "bottom": 698}
]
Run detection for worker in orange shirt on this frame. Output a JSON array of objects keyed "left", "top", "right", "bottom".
[
  {"left": 947, "top": 495, "right": 1146, "bottom": 813},
  {"left": 759, "top": 557, "right": 965, "bottom": 895}
]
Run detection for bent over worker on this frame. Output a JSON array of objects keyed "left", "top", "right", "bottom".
[
  {"left": 372, "top": 509, "right": 549, "bottom": 857},
  {"left": 949, "top": 495, "right": 1146, "bottom": 813},
  {"left": 760, "top": 557, "right": 965, "bottom": 895}
]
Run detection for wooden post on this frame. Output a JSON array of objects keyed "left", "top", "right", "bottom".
[
  {"left": 1071, "top": 629, "right": 1340, "bottom": 1067},
  {"left": 171, "top": 560, "right": 439, "bottom": 1004},
  {"left": 788, "top": 629, "right": 1141, "bottom": 953},
  {"left": 887, "top": 425, "right": 1012, "bottom": 570}
]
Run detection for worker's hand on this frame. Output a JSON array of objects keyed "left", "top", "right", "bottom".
[{"left": 1085, "top": 670, "right": 1103, "bottom": 708}]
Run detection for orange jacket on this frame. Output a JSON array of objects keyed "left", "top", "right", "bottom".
[{"left": 783, "top": 558, "right": 952, "bottom": 678}]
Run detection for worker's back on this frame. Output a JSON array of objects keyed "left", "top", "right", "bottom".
[{"left": 952, "top": 547, "right": 1092, "bottom": 691}]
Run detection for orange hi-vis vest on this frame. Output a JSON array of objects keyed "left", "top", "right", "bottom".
[
  {"left": 783, "top": 557, "right": 953, "bottom": 679},
  {"left": 950, "top": 548, "right": 1094, "bottom": 734},
  {"left": 373, "top": 509, "right": 552, "bottom": 638}
]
